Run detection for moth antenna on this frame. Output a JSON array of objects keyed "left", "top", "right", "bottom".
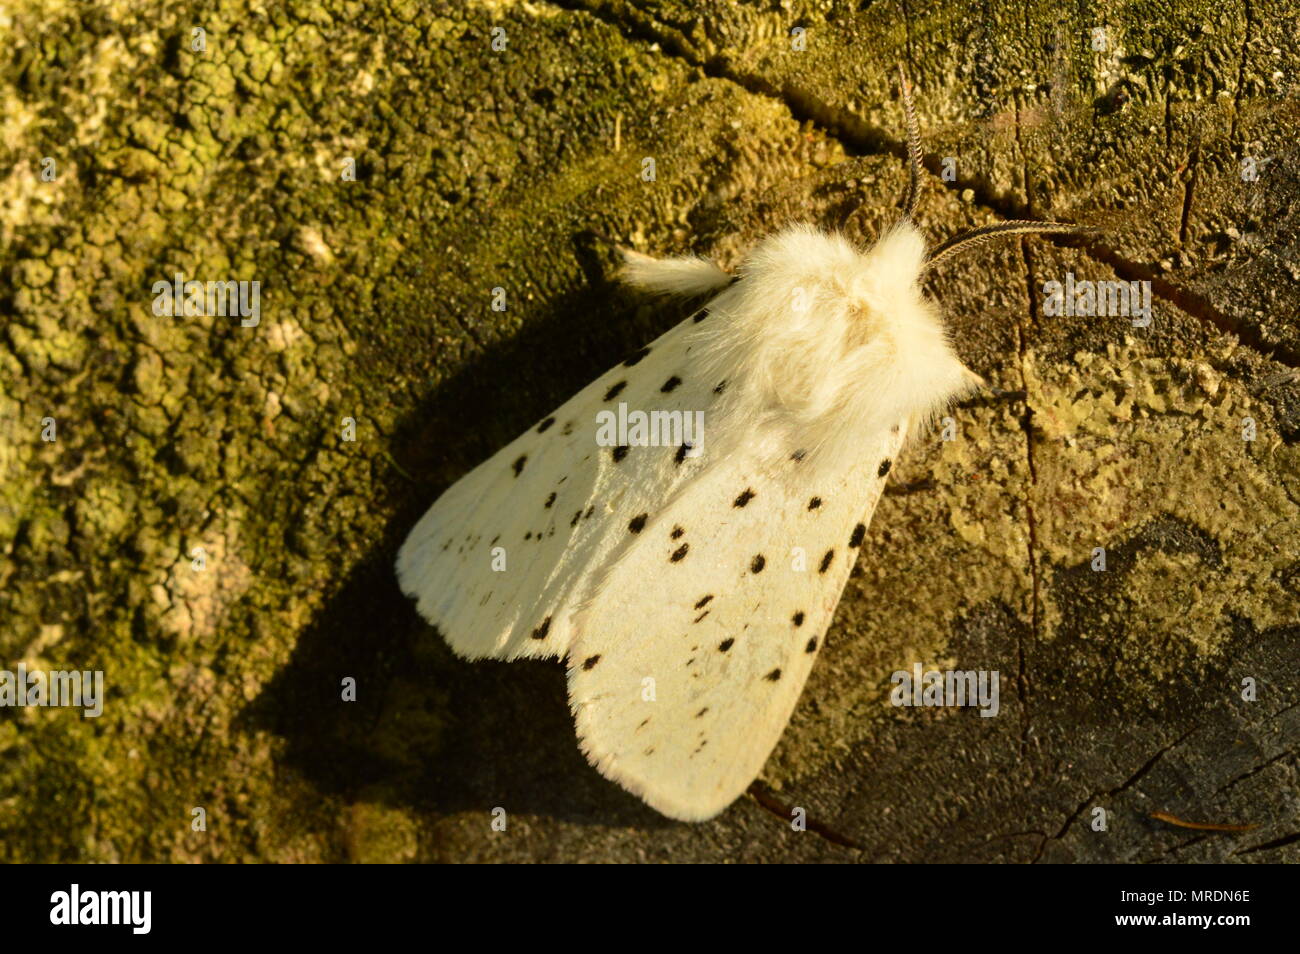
[
  {"left": 923, "top": 220, "right": 1100, "bottom": 271},
  {"left": 897, "top": 63, "right": 924, "bottom": 224}
]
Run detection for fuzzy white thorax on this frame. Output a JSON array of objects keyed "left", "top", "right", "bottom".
[{"left": 632, "top": 223, "right": 983, "bottom": 476}]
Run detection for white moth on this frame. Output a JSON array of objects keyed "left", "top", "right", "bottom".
[{"left": 396, "top": 68, "right": 1092, "bottom": 821}]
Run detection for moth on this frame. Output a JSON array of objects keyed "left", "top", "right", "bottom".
[{"left": 397, "top": 68, "right": 1092, "bottom": 821}]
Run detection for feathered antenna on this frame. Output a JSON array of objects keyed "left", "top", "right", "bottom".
[
  {"left": 892, "top": 62, "right": 1098, "bottom": 267},
  {"left": 897, "top": 63, "right": 924, "bottom": 224},
  {"left": 925, "top": 220, "right": 1100, "bottom": 271}
]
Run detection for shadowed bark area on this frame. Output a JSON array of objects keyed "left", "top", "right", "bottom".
[{"left": 1, "top": 0, "right": 1296, "bottom": 862}]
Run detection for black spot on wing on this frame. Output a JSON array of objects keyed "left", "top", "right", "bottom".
[
  {"left": 628, "top": 513, "right": 648, "bottom": 533},
  {"left": 808, "top": 497, "right": 822, "bottom": 510},
  {"left": 791, "top": 449, "right": 807, "bottom": 462},
  {"left": 623, "top": 346, "right": 651, "bottom": 367},
  {"left": 512, "top": 455, "right": 527, "bottom": 476},
  {"left": 878, "top": 459, "right": 892, "bottom": 477},
  {"left": 562, "top": 420, "right": 575, "bottom": 435},
  {"left": 694, "top": 610, "right": 710, "bottom": 623},
  {"left": 674, "top": 443, "right": 691, "bottom": 465},
  {"left": 582, "top": 655, "right": 601, "bottom": 670},
  {"left": 696, "top": 707, "right": 709, "bottom": 717},
  {"left": 544, "top": 492, "right": 556, "bottom": 508},
  {"left": 713, "top": 380, "right": 727, "bottom": 394},
  {"left": 764, "top": 668, "right": 782, "bottom": 681},
  {"left": 532, "top": 616, "right": 551, "bottom": 640},
  {"left": 693, "top": 307, "right": 710, "bottom": 323},
  {"left": 849, "top": 523, "right": 866, "bottom": 547},
  {"left": 792, "top": 611, "right": 805, "bottom": 626},
  {"left": 660, "top": 375, "right": 682, "bottom": 393},
  {"left": 750, "top": 554, "right": 766, "bottom": 573},
  {"left": 734, "top": 488, "right": 755, "bottom": 507},
  {"left": 570, "top": 510, "right": 582, "bottom": 527},
  {"left": 612, "top": 445, "right": 630, "bottom": 463},
  {"left": 604, "top": 381, "right": 627, "bottom": 401},
  {"left": 718, "top": 638, "right": 734, "bottom": 652},
  {"left": 819, "top": 549, "right": 835, "bottom": 573},
  {"left": 537, "top": 416, "right": 555, "bottom": 433},
  {"left": 805, "top": 637, "right": 818, "bottom": 653},
  {"left": 694, "top": 594, "right": 713, "bottom": 609},
  {"left": 670, "top": 543, "right": 689, "bottom": 562},
  {"left": 671, "top": 526, "right": 685, "bottom": 539}
]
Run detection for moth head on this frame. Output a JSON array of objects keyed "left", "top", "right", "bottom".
[
  {"left": 849, "top": 64, "right": 1099, "bottom": 423},
  {"left": 697, "top": 67, "right": 1098, "bottom": 468},
  {"left": 698, "top": 222, "right": 981, "bottom": 471},
  {"left": 841, "top": 220, "right": 984, "bottom": 434}
]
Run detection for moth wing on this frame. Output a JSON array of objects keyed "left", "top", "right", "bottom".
[
  {"left": 396, "top": 294, "right": 730, "bottom": 662},
  {"left": 567, "top": 423, "right": 906, "bottom": 820}
]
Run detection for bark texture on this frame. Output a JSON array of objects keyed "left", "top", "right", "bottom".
[{"left": 1, "top": 0, "right": 1297, "bottom": 861}]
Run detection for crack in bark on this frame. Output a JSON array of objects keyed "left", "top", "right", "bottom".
[
  {"left": 1235, "top": 829, "right": 1300, "bottom": 856},
  {"left": 1268, "top": 698, "right": 1300, "bottom": 721},
  {"left": 1087, "top": 244, "right": 1300, "bottom": 368},
  {"left": 1213, "top": 747, "right": 1298, "bottom": 796},
  {"left": 987, "top": 828, "right": 1049, "bottom": 863},
  {"left": 1031, "top": 723, "right": 1201, "bottom": 863},
  {"left": 1178, "top": 146, "right": 1198, "bottom": 248},
  {"left": 1228, "top": 0, "right": 1254, "bottom": 148},
  {"left": 1139, "top": 832, "right": 1210, "bottom": 863},
  {"left": 1011, "top": 92, "right": 1039, "bottom": 766},
  {"left": 1164, "top": 75, "right": 1173, "bottom": 153}
]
